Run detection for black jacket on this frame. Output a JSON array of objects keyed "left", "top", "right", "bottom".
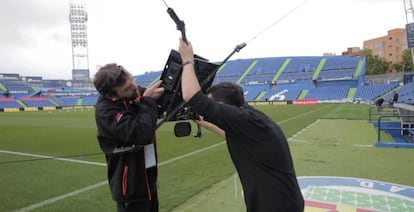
[{"left": 94, "top": 88, "right": 159, "bottom": 202}]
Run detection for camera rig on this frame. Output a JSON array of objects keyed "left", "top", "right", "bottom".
[
  {"left": 155, "top": 5, "right": 246, "bottom": 137},
  {"left": 157, "top": 49, "right": 219, "bottom": 122}
]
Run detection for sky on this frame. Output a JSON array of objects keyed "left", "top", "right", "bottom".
[{"left": 0, "top": 0, "right": 409, "bottom": 80}]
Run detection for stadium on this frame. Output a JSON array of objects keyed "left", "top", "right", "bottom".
[
  {"left": 1, "top": 1, "right": 414, "bottom": 212},
  {"left": 2, "top": 52, "right": 414, "bottom": 211}
]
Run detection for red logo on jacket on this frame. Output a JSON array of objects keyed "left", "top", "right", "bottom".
[{"left": 115, "top": 112, "right": 123, "bottom": 122}]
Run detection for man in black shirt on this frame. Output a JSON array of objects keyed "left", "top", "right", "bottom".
[
  {"left": 93, "top": 64, "right": 164, "bottom": 212},
  {"left": 392, "top": 91, "right": 399, "bottom": 106},
  {"left": 375, "top": 98, "right": 385, "bottom": 111},
  {"left": 178, "top": 39, "right": 304, "bottom": 211}
]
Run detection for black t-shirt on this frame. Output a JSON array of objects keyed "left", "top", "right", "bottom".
[
  {"left": 188, "top": 91, "right": 304, "bottom": 212},
  {"left": 393, "top": 93, "right": 399, "bottom": 102},
  {"left": 376, "top": 98, "right": 384, "bottom": 106}
]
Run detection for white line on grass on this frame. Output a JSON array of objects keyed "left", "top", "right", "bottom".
[
  {"left": 288, "top": 139, "right": 310, "bottom": 143},
  {"left": 288, "top": 119, "right": 320, "bottom": 142},
  {"left": 10, "top": 142, "right": 226, "bottom": 211},
  {"left": 158, "top": 142, "right": 225, "bottom": 166},
  {"left": 353, "top": 144, "right": 373, "bottom": 147},
  {"left": 277, "top": 105, "right": 326, "bottom": 124},
  {"left": 14, "top": 181, "right": 108, "bottom": 212},
  {"left": 0, "top": 150, "right": 106, "bottom": 166}
]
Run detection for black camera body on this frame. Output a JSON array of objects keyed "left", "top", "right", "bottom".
[{"left": 157, "top": 49, "right": 219, "bottom": 122}]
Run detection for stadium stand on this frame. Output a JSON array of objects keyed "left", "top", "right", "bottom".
[
  {"left": 134, "top": 71, "right": 162, "bottom": 87},
  {"left": 212, "top": 59, "right": 254, "bottom": 84},
  {"left": 242, "top": 84, "right": 268, "bottom": 101},
  {"left": 318, "top": 69, "right": 355, "bottom": 81},
  {"left": 56, "top": 96, "right": 79, "bottom": 106},
  {"left": 81, "top": 96, "right": 98, "bottom": 106},
  {"left": 321, "top": 56, "right": 359, "bottom": 71},
  {"left": 0, "top": 98, "right": 21, "bottom": 108},
  {"left": 382, "top": 82, "right": 414, "bottom": 104},
  {"left": 354, "top": 82, "right": 399, "bottom": 100},
  {"left": 277, "top": 57, "right": 320, "bottom": 82},
  {"left": 304, "top": 86, "right": 349, "bottom": 100},
  {"left": 2, "top": 55, "right": 413, "bottom": 112},
  {"left": 0, "top": 80, "right": 35, "bottom": 98},
  {"left": 19, "top": 97, "right": 56, "bottom": 107},
  {"left": 241, "top": 57, "right": 286, "bottom": 84},
  {"left": 261, "top": 82, "right": 308, "bottom": 101}
]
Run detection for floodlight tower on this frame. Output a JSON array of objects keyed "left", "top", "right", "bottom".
[
  {"left": 69, "top": 1, "right": 90, "bottom": 86},
  {"left": 403, "top": 0, "right": 414, "bottom": 72},
  {"left": 404, "top": 0, "right": 414, "bottom": 22}
]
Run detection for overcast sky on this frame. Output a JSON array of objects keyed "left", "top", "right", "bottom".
[{"left": 0, "top": 0, "right": 408, "bottom": 79}]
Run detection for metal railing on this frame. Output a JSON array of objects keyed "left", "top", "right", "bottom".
[
  {"left": 376, "top": 114, "right": 414, "bottom": 143},
  {"left": 368, "top": 105, "right": 398, "bottom": 122}
]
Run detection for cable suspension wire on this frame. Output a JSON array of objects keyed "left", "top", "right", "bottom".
[
  {"left": 245, "top": 0, "right": 312, "bottom": 44},
  {"left": 161, "top": 0, "right": 311, "bottom": 45},
  {"left": 162, "top": 0, "right": 169, "bottom": 8}
]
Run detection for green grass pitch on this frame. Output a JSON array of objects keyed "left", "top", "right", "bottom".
[{"left": 0, "top": 104, "right": 413, "bottom": 211}]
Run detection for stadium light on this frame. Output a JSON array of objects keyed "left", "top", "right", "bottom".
[{"left": 69, "top": 1, "right": 90, "bottom": 86}]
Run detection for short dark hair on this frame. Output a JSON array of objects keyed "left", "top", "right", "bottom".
[
  {"left": 93, "top": 63, "right": 128, "bottom": 96},
  {"left": 206, "top": 82, "right": 245, "bottom": 107}
]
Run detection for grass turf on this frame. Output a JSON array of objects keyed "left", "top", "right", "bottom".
[{"left": 0, "top": 104, "right": 412, "bottom": 211}]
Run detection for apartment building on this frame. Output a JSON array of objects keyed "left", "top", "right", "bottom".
[{"left": 363, "top": 28, "right": 408, "bottom": 64}]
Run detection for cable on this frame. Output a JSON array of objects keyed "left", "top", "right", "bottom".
[
  {"left": 162, "top": 0, "right": 169, "bottom": 8},
  {"left": 161, "top": 0, "right": 311, "bottom": 46},
  {"left": 245, "top": 0, "right": 312, "bottom": 44}
]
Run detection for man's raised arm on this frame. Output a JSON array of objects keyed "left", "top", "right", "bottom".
[{"left": 178, "top": 38, "right": 201, "bottom": 102}]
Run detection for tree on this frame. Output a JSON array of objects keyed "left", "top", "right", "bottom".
[
  {"left": 361, "top": 49, "right": 391, "bottom": 75},
  {"left": 393, "top": 48, "right": 413, "bottom": 72}
]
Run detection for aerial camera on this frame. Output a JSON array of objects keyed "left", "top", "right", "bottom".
[{"left": 156, "top": 49, "right": 219, "bottom": 137}]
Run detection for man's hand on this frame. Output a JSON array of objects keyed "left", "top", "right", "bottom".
[
  {"left": 179, "top": 38, "right": 194, "bottom": 62},
  {"left": 194, "top": 116, "right": 225, "bottom": 138},
  {"left": 143, "top": 80, "right": 165, "bottom": 100}
]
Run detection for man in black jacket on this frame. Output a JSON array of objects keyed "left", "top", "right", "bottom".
[
  {"left": 93, "top": 63, "right": 164, "bottom": 212},
  {"left": 178, "top": 39, "right": 304, "bottom": 211},
  {"left": 375, "top": 98, "right": 385, "bottom": 111},
  {"left": 392, "top": 91, "right": 399, "bottom": 106}
]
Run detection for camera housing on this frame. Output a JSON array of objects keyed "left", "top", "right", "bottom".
[
  {"left": 157, "top": 49, "right": 219, "bottom": 122},
  {"left": 174, "top": 121, "right": 192, "bottom": 137}
]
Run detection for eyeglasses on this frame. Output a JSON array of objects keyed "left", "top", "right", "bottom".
[{"left": 114, "top": 65, "right": 126, "bottom": 86}]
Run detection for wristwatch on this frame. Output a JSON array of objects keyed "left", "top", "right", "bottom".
[{"left": 182, "top": 60, "right": 194, "bottom": 66}]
